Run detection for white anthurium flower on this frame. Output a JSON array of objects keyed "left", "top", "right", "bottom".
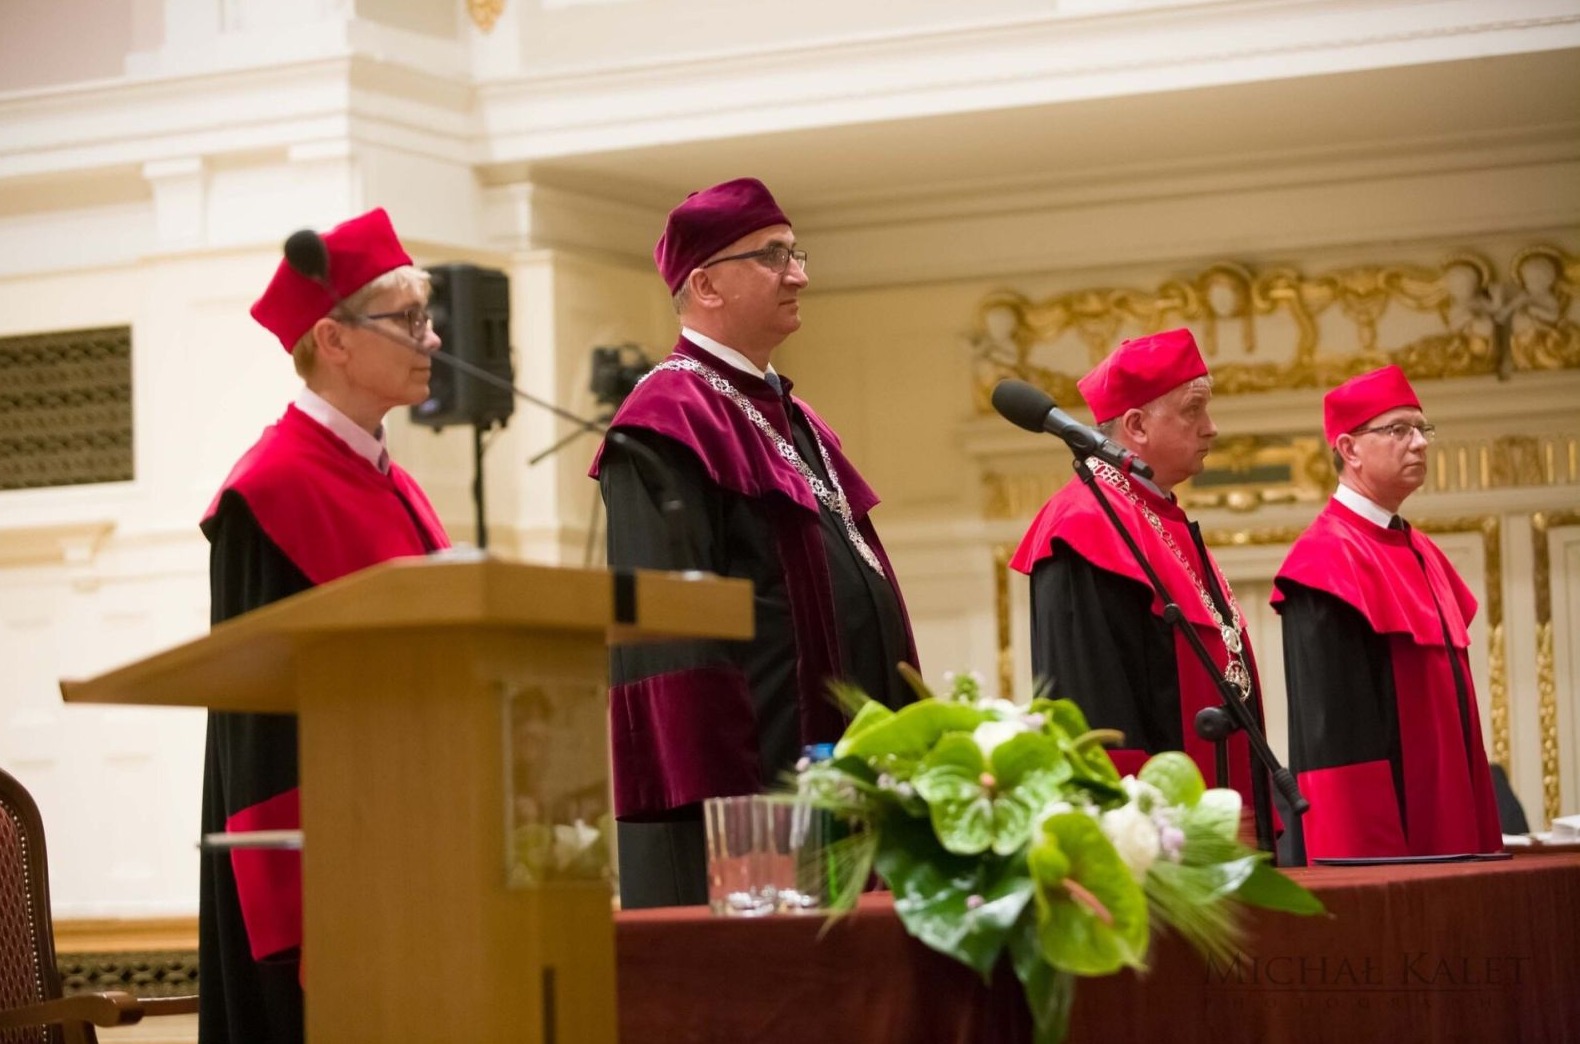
[
  {"left": 979, "top": 697, "right": 1022, "bottom": 719},
  {"left": 972, "top": 717, "right": 1027, "bottom": 759},
  {"left": 1121, "top": 776, "right": 1166, "bottom": 814},
  {"left": 1101, "top": 804, "right": 1161, "bottom": 880}
]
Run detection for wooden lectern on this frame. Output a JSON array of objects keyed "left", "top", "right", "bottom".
[{"left": 61, "top": 557, "right": 752, "bottom": 1044}]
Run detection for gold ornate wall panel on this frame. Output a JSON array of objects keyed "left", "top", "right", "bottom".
[
  {"left": 1531, "top": 510, "right": 1580, "bottom": 827},
  {"left": 1428, "top": 434, "right": 1580, "bottom": 494},
  {"left": 968, "top": 244, "right": 1580, "bottom": 414},
  {"left": 984, "top": 432, "right": 1580, "bottom": 522}
]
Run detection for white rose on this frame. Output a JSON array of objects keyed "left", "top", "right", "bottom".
[
  {"left": 972, "top": 718, "right": 1025, "bottom": 759},
  {"left": 1101, "top": 804, "right": 1161, "bottom": 880}
]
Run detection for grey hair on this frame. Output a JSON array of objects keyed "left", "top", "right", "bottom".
[{"left": 293, "top": 265, "right": 431, "bottom": 379}]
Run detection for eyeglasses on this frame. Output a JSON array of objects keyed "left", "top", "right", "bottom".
[
  {"left": 699, "top": 244, "right": 808, "bottom": 273},
  {"left": 352, "top": 305, "right": 432, "bottom": 340},
  {"left": 1352, "top": 420, "right": 1437, "bottom": 443}
]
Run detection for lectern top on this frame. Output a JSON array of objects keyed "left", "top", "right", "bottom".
[{"left": 60, "top": 558, "right": 752, "bottom": 712}]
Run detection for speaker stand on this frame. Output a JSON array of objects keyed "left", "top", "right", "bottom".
[{"left": 473, "top": 422, "right": 488, "bottom": 549}]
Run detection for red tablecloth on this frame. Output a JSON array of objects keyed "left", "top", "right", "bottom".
[{"left": 618, "top": 853, "right": 1580, "bottom": 1043}]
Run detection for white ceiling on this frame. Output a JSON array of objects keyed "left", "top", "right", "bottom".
[{"left": 522, "top": 48, "right": 1580, "bottom": 220}]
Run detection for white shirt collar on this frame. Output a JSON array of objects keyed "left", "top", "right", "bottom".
[
  {"left": 295, "top": 387, "right": 390, "bottom": 474},
  {"left": 681, "top": 327, "right": 779, "bottom": 381},
  {"left": 1334, "top": 481, "right": 1394, "bottom": 528}
]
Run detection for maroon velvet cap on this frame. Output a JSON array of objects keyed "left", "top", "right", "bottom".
[
  {"left": 251, "top": 208, "right": 413, "bottom": 352},
  {"left": 654, "top": 178, "right": 791, "bottom": 294},
  {"left": 1077, "top": 328, "right": 1209, "bottom": 423},
  {"left": 1323, "top": 365, "right": 1422, "bottom": 445}
]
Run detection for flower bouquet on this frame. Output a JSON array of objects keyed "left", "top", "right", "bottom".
[{"left": 793, "top": 667, "right": 1325, "bottom": 1044}]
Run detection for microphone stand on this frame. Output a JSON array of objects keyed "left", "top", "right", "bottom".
[
  {"left": 426, "top": 349, "right": 698, "bottom": 573},
  {"left": 1067, "top": 455, "right": 1307, "bottom": 863}
]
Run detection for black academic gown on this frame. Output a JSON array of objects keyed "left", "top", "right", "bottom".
[
  {"left": 199, "top": 495, "right": 311, "bottom": 1044},
  {"left": 196, "top": 405, "right": 448, "bottom": 1044},
  {"left": 594, "top": 343, "right": 915, "bottom": 908},
  {"left": 1012, "top": 470, "right": 1276, "bottom": 851},
  {"left": 1274, "top": 500, "right": 1501, "bottom": 859}
]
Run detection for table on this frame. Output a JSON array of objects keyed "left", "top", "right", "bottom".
[{"left": 618, "top": 853, "right": 1580, "bottom": 1043}]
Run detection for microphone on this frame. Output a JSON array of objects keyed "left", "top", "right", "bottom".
[
  {"left": 280, "top": 229, "right": 700, "bottom": 571},
  {"left": 991, "top": 378, "right": 1154, "bottom": 480}
]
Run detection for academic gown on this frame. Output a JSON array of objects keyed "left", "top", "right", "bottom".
[
  {"left": 1273, "top": 498, "right": 1502, "bottom": 859},
  {"left": 198, "top": 404, "right": 448, "bottom": 1044},
  {"left": 589, "top": 337, "right": 917, "bottom": 908},
  {"left": 1010, "top": 465, "right": 1275, "bottom": 850}
]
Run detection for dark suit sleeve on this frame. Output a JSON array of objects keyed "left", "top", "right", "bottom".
[
  {"left": 1030, "top": 545, "right": 1182, "bottom": 770},
  {"left": 600, "top": 429, "right": 741, "bottom": 680},
  {"left": 599, "top": 431, "right": 759, "bottom": 908},
  {"left": 1278, "top": 579, "right": 1408, "bottom": 858}
]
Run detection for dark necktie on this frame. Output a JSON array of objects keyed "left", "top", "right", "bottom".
[
  {"left": 1388, "top": 515, "right": 1408, "bottom": 533},
  {"left": 764, "top": 371, "right": 783, "bottom": 396}
]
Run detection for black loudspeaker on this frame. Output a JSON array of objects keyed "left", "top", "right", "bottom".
[{"left": 410, "top": 263, "right": 514, "bottom": 430}]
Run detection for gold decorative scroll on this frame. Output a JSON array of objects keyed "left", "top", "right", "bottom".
[
  {"left": 1531, "top": 509, "right": 1580, "bottom": 828},
  {"left": 468, "top": 0, "right": 505, "bottom": 32},
  {"left": 969, "top": 244, "right": 1580, "bottom": 413},
  {"left": 993, "top": 544, "right": 1014, "bottom": 699}
]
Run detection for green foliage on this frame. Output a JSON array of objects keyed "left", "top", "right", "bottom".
[{"left": 793, "top": 671, "right": 1324, "bottom": 1044}]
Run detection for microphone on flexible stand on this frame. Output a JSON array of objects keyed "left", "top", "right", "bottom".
[
  {"left": 990, "top": 379, "right": 1154, "bottom": 480},
  {"left": 280, "top": 229, "right": 700, "bottom": 573}
]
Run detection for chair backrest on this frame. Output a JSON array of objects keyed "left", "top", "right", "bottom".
[{"left": 0, "top": 766, "right": 67, "bottom": 1044}]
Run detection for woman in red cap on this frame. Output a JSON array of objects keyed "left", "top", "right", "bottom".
[{"left": 198, "top": 208, "right": 450, "bottom": 1044}]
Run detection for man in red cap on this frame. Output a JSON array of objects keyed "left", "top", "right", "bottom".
[
  {"left": 199, "top": 207, "right": 450, "bottom": 1044},
  {"left": 1273, "top": 365, "right": 1501, "bottom": 859},
  {"left": 590, "top": 177, "right": 917, "bottom": 908},
  {"left": 1010, "top": 328, "right": 1275, "bottom": 848}
]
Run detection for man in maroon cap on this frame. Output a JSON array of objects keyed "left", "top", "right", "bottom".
[
  {"left": 590, "top": 177, "right": 917, "bottom": 908},
  {"left": 1010, "top": 328, "right": 1274, "bottom": 848},
  {"left": 199, "top": 207, "right": 450, "bottom": 1044},
  {"left": 1273, "top": 365, "right": 1501, "bottom": 859}
]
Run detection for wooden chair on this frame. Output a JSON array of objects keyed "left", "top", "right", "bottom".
[{"left": 0, "top": 765, "right": 198, "bottom": 1044}]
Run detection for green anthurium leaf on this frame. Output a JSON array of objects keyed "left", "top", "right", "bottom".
[
  {"left": 985, "top": 734, "right": 1072, "bottom": 856},
  {"left": 1041, "top": 698, "right": 1091, "bottom": 738},
  {"left": 1041, "top": 700, "right": 1123, "bottom": 791},
  {"left": 1187, "top": 788, "right": 1241, "bottom": 843},
  {"left": 1138, "top": 750, "right": 1206, "bottom": 808},
  {"left": 874, "top": 816, "right": 1035, "bottom": 981},
  {"left": 1031, "top": 813, "right": 1150, "bottom": 977},
  {"left": 915, "top": 734, "right": 994, "bottom": 854},
  {"left": 1232, "top": 859, "right": 1328, "bottom": 916},
  {"left": 990, "top": 732, "right": 1071, "bottom": 789},
  {"left": 832, "top": 699, "right": 894, "bottom": 755},
  {"left": 1008, "top": 915, "right": 1076, "bottom": 1044},
  {"left": 914, "top": 733, "right": 987, "bottom": 795},
  {"left": 931, "top": 793, "right": 996, "bottom": 855},
  {"left": 839, "top": 700, "right": 990, "bottom": 764},
  {"left": 1156, "top": 852, "right": 1262, "bottom": 904}
]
